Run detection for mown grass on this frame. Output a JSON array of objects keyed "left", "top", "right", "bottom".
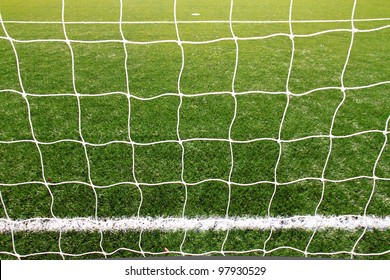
[{"left": 0, "top": 0, "right": 389, "bottom": 259}]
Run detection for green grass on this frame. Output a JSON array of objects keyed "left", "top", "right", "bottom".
[{"left": 0, "top": 0, "right": 390, "bottom": 259}]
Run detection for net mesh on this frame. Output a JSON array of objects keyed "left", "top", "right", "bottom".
[{"left": 0, "top": 0, "right": 389, "bottom": 259}]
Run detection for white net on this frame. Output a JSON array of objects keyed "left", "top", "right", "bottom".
[{"left": 0, "top": 0, "right": 389, "bottom": 259}]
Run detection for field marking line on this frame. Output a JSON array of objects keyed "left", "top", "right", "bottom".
[
  {"left": 1, "top": 216, "right": 390, "bottom": 233},
  {"left": 1, "top": 18, "right": 390, "bottom": 24}
]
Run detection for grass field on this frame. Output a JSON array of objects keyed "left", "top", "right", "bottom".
[{"left": 0, "top": 0, "right": 390, "bottom": 259}]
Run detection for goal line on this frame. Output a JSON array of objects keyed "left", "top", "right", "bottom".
[{"left": 1, "top": 216, "right": 390, "bottom": 233}]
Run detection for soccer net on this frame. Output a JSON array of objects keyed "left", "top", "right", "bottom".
[{"left": 0, "top": 0, "right": 389, "bottom": 259}]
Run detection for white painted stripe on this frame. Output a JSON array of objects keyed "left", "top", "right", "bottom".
[
  {"left": 1, "top": 18, "right": 390, "bottom": 25},
  {"left": 1, "top": 216, "right": 389, "bottom": 233}
]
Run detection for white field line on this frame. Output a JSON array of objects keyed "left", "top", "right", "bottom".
[
  {"left": 1, "top": 18, "right": 390, "bottom": 24},
  {"left": 1, "top": 216, "right": 390, "bottom": 233}
]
